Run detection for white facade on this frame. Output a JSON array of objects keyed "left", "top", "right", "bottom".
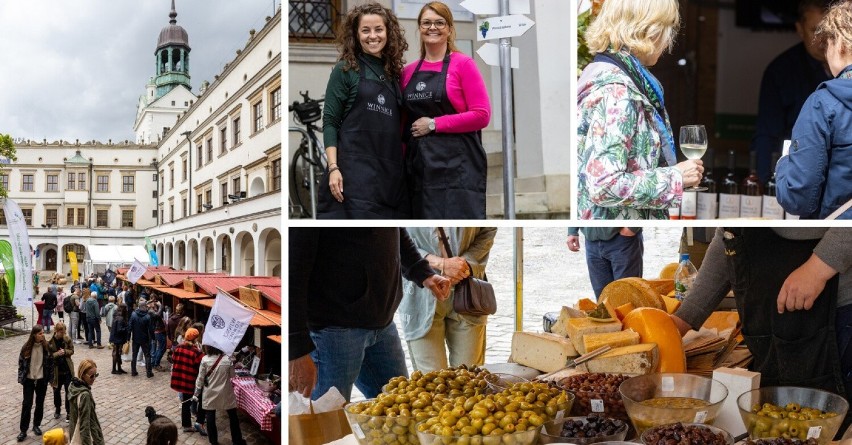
[{"left": 134, "top": 84, "right": 197, "bottom": 145}]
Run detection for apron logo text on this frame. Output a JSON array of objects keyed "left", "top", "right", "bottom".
[
  {"left": 406, "top": 92, "right": 433, "bottom": 101},
  {"left": 367, "top": 102, "right": 394, "bottom": 116}
]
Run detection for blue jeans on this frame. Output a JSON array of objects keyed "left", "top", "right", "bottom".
[
  {"left": 585, "top": 233, "right": 644, "bottom": 299},
  {"left": 86, "top": 317, "right": 101, "bottom": 346},
  {"left": 151, "top": 332, "right": 167, "bottom": 367},
  {"left": 309, "top": 322, "right": 408, "bottom": 402},
  {"left": 42, "top": 309, "right": 53, "bottom": 332}
]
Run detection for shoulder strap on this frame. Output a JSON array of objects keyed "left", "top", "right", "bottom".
[
  {"left": 204, "top": 354, "right": 224, "bottom": 381},
  {"left": 437, "top": 228, "right": 455, "bottom": 257}
]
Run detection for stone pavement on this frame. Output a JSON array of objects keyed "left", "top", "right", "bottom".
[{"left": 0, "top": 323, "right": 277, "bottom": 445}]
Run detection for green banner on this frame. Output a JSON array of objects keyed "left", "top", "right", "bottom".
[{"left": 0, "top": 240, "right": 15, "bottom": 299}]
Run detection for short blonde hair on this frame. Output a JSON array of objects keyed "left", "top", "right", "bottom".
[
  {"left": 815, "top": 1, "right": 852, "bottom": 52},
  {"left": 78, "top": 359, "right": 97, "bottom": 379},
  {"left": 585, "top": 0, "right": 680, "bottom": 59}
]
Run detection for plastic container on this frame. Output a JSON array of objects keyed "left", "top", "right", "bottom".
[
  {"left": 344, "top": 400, "right": 417, "bottom": 445},
  {"left": 737, "top": 386, "right": 848, "bottom": 445},
  {"left": 539, "top": 416, "right": 629, "bottom": 444},
  {"left": 619, "top": 373, "right": 728, "bottom": 435},
  {"left": 484, "top": 373, "right": 529, "bottom": 394},
  {"left": 416, "top": 423, "right": 541, "bottom": 445},
  {"left": 640, "top": 423, "right": 734, "bottom": 445},
  {"left": 673, "top": 253, "right": 698, "bottom": 301}
]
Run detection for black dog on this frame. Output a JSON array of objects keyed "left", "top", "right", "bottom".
[{"left": 144, "top": 406, "right": 167, "bottom": 424}]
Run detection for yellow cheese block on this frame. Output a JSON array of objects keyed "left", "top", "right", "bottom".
[
  {"left": 577, "top": 298, "right": 598, "bottom": 311},
  {"left": 551, "top": 306, "right": 587, "bottom": 338},
  {"left": 577, "top": 343, "right": 659, "bottom": 375},
  {"left": 614, "top": 302, "right": 635, "bottom": 321},
  {"left": 510, "top": 331, "right": 579, "bottom": 372},
  {"left": 659, "top": 263, "right": 680, "bottom": 280},
  {"left": 583, "top": 328, "right": 640, "bottom": 353},
  {"left": 662, "top": 296, "right": 681, "bottom": 314},
  {"left": 622, "top": 308, "right": 686, "bottom": 373},
  {"left": 566, "top": 317, "right": 622, "bottom": 354}
]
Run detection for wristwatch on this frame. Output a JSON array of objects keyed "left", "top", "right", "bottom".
[{"left": 427, "top": 118, "right": 436, "bottom": 132}]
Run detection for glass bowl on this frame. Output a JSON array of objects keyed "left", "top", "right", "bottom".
[
  {"left": 344, "top": 400, "right": 417, "bottom": 445},
  {"left": 619, "top": 373, "right": 729, "bottom": 436},
  {"left": 484, "top": 373, "right": 530, "bottom": 394},
  {"left": 737, "top": 386, "right": 848, "bottom": 445},
  {"left": 557, "top": 373, "right": 631, "bottom": 421},
  {"left": 540, "top": 415, "right": 629, "bottom": 444},
  {"left": 640, "top": 422, "right": 734, "bottom": 445},
  {"left": 416, "top": 422, "right": 541, "bottom": 445}
]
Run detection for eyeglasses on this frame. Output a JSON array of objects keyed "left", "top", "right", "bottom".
[
  {"left": 89, "top": 372, "right": 99, "bottom": 379},
  {"left": 419, "top": 20, "right": 447, "bottom": 30}
]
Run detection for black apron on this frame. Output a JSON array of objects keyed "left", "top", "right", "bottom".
[
  {"left": 403, "top": 54, "right": 487, "bottom": 219},
  {"left": 317, "top": 57, "right": 409, "bottom": 219},
  {"left": 722, "top": 228, "right": 844, "bottom": 394}
]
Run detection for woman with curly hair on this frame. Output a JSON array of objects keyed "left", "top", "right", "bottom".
[
  {"left": 402, "top": 1, "right": 491, "bottom": 219},
  {"left": 318, "top": 2, "right": 410, "bottom": 218}
]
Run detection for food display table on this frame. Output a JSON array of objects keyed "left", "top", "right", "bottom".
[{"left": 231, "top": 376, "right": 277, "bottom": 432}]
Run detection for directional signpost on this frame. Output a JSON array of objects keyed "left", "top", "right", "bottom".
[{"left": 462, "top": 0, "right": 534, "bottom": 219}]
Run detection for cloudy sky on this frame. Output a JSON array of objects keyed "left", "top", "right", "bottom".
[{"left": 0, "top": 0, "right": 280, "bottom": 143}]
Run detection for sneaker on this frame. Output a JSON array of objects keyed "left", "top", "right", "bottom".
[{"left": 194, "top": 422, "right": 208, "bottom": 437}]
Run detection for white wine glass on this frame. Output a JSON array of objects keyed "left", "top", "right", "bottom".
[{"left": 679, "top": 124, "right": 708, "bottom": 192}]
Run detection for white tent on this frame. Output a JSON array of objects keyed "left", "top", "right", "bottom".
[{"left": 85, "top": 245, "right": 149, "bottom": 277}]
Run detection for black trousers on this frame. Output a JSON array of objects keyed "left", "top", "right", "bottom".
[
  {"left": 205, "top": 408, "right": 244, "bottom": 445},
  {"left": 20, "top": 378, "right": 48, "bottom": 432},
  {"left": 131, "top": 341, "right": 152, "bottom": 374},
  {"left": 53, "top": 371, "right": 71, "bottom": 414},
  {"left": 113, "top": 342, "right": 125, "bottom": 371}
]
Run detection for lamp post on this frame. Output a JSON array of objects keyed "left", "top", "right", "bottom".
[{"left": 181, "top": 131, "right": 192, "bottom": 215}]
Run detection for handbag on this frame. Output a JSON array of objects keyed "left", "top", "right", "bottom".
[{"left": 437, "top": 228, "right": 497, "bottom": 316}]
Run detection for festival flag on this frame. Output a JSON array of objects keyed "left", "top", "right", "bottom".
[
  {"left": 145, "top": 236, "right": 159, "bottom": 267},
  {"left": 3, "top": 199, "right": 33, "bottom": 306},
  {"left": 126, "top": 259, "right": 147, "bottom": 284},
  {"left": 104, "top": 269, "right": 116, "bottom": 285},
  {"left": 68, "top": 251, "right": 79, "bottom": 281},
  {"left": 203, "top": 290, "right": 254, "bottom": 355}
]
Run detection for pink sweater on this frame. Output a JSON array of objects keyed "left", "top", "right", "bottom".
[{"left": 402, "top": 52, "right": 491, "bottom": 133}]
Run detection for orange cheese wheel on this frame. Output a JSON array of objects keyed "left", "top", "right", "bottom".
[
  {"left": 578, "top": 298, "right": 598, "bottom": 311},
  {"left": 622, "top": 307, "right": 686, "bottom": 373},
  {"left": 614, "top": 302, "right": 635, "bottom": 321}
]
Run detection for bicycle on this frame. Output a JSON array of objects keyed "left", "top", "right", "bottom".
[{"left": 288, "top": 90, "right": 326, "bottom": 218}]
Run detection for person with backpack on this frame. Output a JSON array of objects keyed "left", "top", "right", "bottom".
[
  {"left": 63, "top": 293, "right": 76, "bottom": 342},
  {"left": 56, "top": 287, "right": 66, "bottom": 323}
]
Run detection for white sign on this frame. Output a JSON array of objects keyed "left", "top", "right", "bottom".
[
  {"left": 476, "top": 14, "right": 535, "bottom": 41},
  {"left": 3, "top": 199, "right": 32, "bottom": 306},
  {"left": 203, "top": 291, "right": 254, "bottom": 355},
  {"left": 460, "top": 0, "right": 530, "bottom": 15},
  {"left": 476, "top": 43, "right": 519, "bottom": 68},
  {"left": 126, "top": 259, "right": 147, "bottom": 285}
]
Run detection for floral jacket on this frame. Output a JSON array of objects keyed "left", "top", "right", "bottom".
[{"left": 577, "top": 61, "right": 683, "bottom": 219}]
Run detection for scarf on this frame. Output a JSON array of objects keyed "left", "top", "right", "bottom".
[{"left": 594, "top": 50, "right": 677, "bottom": 167}]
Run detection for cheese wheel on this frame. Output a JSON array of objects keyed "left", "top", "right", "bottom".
[
  {"left": 622, "top": 307, "right": 686, "bottom": 373},
  {"left": 577, "top": 298, "right": 598, "bottom": 311},
  {"left": 600, "top": 278, "right": 665, "bottom": 321},
  {"left": 659, "top": 263, "right": 680, "bottom": 280},
  {"left": 646, "top": 278, "right": 675, "bottom": 296}
]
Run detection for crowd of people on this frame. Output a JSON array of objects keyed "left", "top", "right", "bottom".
[{"left": 18, "top": 273, "right": 251, "bottom": 445}]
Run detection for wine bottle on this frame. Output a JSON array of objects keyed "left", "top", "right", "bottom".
[
  {"left": 762, "top": 152, "right": 784, "bottom": 219},
  {"left": 696, "top": 149, "right": 717, "bottom": 219},
  {"left": 718, "top": 150, "right": 741, "bottom": 218},
  {"left": 740, "top": 151, "right": 763, "bottom": 218}
]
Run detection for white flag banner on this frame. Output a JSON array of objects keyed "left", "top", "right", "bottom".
[
  {"left": 203, "top": 291, "right": 254, "bottom": 355},
  {"left": 126, "top": 259, "right": 147, "bottom": 284},
  {"left": 3, "top": 199, "right": 32, "bottom": 307}
]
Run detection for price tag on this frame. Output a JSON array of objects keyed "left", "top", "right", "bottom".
[
  {"left": 662, "top": 377, "right": 674, "bottom": 392},
  {"left": 693, "top": 411, "right": 707, "bottom": 423},
  {"left": 591, "top": 399, "right": 605, "bottom": 413},
  {"left": 352, "top": 422, "right": 366, "bottom": 439},
  {"left": 250, "top": 356, "right": 260, "bottom": 376},
  {"left": 807, "top": 426, "right": 822, "bottom": 439}
]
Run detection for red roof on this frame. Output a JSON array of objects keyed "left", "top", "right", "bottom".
[
  {"left": 190, "top": 276, "right": 281, "bottom": 296},
  {"left": 153, "top": 271, "right": 228, "bottom": 287},
  {"left": 157, "top": 287, "right": 211, "bottom": 300},
  {"left": 192, "top": 296, "right": 281, "bottom": 327},
  {"left": 253, "top": 285, "right": 281, "bottom": 306}
]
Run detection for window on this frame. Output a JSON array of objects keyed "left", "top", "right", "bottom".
[
  {"left": 22, "top": 174, "right": 34, "bottom": 191},
  {"left": 289, "top": 0, "right": 341, "bottom": 42},
  {"left": 78, "top": 173, "right": 86, "bottom": 190},
  {"left": 182, "top": 198, "right": 187, "bottom": 217},
  {"left": 96, "top": 210, "right": 108, "bottom": 227},
  {"left": 77, "top": 208, "right": 85, "bottom": 226},
  {"left": 169, "top": 165, "right": 174, "bottom": 189},
  {"left": 233, "top": 117, "right": 241, "bottom": 145},
  {"left": 271, "top": 87, "right": 282, "bottom": 122},
  {"left": 221, "top": 182, "right": 228, "bottom": 205},
  {"left": 232, "top": 177, "right": 241, "bottom": 195},
  {"left": 253, "top": 101, "right": 264, "bottom": 133},
  {"left": 196, "top": 145, "right": 203, "bottom": 168},
  {"left": 67, "top": 173, "right": 75, "bottom": 190},
  {"left": 66, "top": 208, "right": 75, "bottom": 226},
  {"left": 45, "top": 209, "right": 57, "bottom": 226},
  {"left": 220, "top": 126, "right": 228, "bottom": 153},
  {"left": 47, "top": 175, "right": 59, "bottom": 192},
  {"left": 22, "top": 209, "right": 32, "bottom": 226},
  {"left": 64, "top": 245, "right": 85, "bottom": 262},
  {"left": 182, "top": 159, "right": 187, "bottom": 181},
  {"left": 0, "top": 211, "right": 5, "bottom": 225},
  {"left": 272, "top": 159, "right": 281, "bottom": 191},
  {"left": 206, "top": 137, "right": 213, "bottom": 163},
  {"left": 97, "top": 175, "right": 109, "bottom": 192},
  {"left": 160, "top": 170, "right": 165, "bottom": 192},
  {"left": 0, "top": 174, "right": 8, "bottom": 192},
  {"left": 197, "top": 193, "right": 202, "bottom": 213},
  {"left": 169, "top": 204, "right": 174, "bottom": 222},
  {"left": 121, "top": 210, "right": 134, "bottom": 228},
  {"left": 159, "top": 208, "right": 163, "bottom": 224},
  {"left": 205, "top": 189, "right": 212, "bottom": 206},
  {"left": 122, "top": 175, "right": 134, "bottom": 193}
]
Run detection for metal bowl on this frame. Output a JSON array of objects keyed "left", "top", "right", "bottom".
[{"left": 255, "top": 373, "right": 280, "bottom": 393}]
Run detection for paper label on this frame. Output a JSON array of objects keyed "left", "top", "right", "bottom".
[
  {"left": 693, "top": 411, "right": 707, "bottom": 423},
  {"left": 662, "top": 376, "right": 675, "bottom": 392},
  {"left": 740, "top": 195, "right": 762, "bottom": 218},
  {"left": 718, "top": 194, "right": 741, "bottom": 219},
  {"left": 807, "top": 426, "right": 822, "bottom": 439},
  {"left": 762, "top": 196, "right": 784, "bottom": 219},
  {"left": 681, "top": 192, "right": 697, "bottom": 219},
  {"left": 669, "top": 205, "right": 680, "bottom": 220},
  {"left": 352, "top": 422, "right": 366, "bottom": 439},
  {"left": 250, "top": 356, "right": 260, "bottom": 376},
  {"left": 591, "top": 399, "right": 605, "bottom": 413},
  {"left": 697, "top": 193, "right": 718, "bottom": 219}
]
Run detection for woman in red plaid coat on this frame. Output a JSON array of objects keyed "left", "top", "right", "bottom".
[{"left": 169, "top": 328, "right": 204, "bottom": 433}]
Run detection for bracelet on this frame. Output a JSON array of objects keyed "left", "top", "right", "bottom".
[{"left": 328, "top": 166, "right": 340, "bottom": 174}]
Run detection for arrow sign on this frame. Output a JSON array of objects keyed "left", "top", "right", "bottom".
[
  {"left": 477, "top": 15, "right": 535, "bottom": 41},
  {"left": 461, "top": 0, "right": 530, "bottom": 15},
  {"left": 476, "top": 43, "right": 519, "bottom": 69}
]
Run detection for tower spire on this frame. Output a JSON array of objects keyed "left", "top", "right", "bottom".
[{"left": 169, "top": 0, "right": 177, "bottom": 25}]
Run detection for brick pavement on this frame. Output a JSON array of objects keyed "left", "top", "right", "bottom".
[{"left": 0, "top": 321, "right": 278, "bottom": 445}]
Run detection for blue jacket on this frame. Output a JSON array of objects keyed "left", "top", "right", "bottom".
[
  {"left": 129, "top": 307, "right": 151, "bottom": 344},
  {"left": 777, "top": 65, "right": 852, "bottom": 219}
]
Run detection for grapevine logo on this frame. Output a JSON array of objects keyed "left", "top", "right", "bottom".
[
  {"left": 377, "top": 94, "right": 385, "bottom": 105},
  {"left": 210, "top": 314, "right": 226, "bottom": 329},
  {"left": 416, "top": 81, "right": 426, "bottom": 91}
]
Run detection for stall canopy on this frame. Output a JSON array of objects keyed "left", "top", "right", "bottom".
[{"left": 85, "top": 245, "right": 149, "bottom": 276}]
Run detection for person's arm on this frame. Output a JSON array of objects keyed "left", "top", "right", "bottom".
[
  {"left": 672, "top": 228, "right": 732, "bottom": 335},
  {"left": 777, "top": 228, "right": 851, "bottom": 313},
  {"left": 581, "top": 85, "right": 684, "bottom": 209},
  {"left": 776, "top": 93, "right": 830, "bottom": 217},
  {"left": 79, "top": 393, "right": 95, "bottom": 445},
  {"left": 459, "top": 228, "right": 497, "bottom": 278},
  {"left": 435, "top": 56, "right": 491, "bottom": 133},
  {"left": 321, "top": 63, "right": 354, "bottom": 152},
  {"left": 751, "top": 65, "right": 786, "bottom": 182},
  {"left": 399, "top": 229, "right": 450, "bottom": 301},
  {"left": 288, "top": 228, "right": 319, "bottom": 364}
]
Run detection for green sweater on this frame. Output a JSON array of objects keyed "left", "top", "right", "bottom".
[
  {"left": 567, "top": 227, "right": 642, "bottom": 241},
  {"left": 322, "top": 54, "right": 392, "bottom": 149}
]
